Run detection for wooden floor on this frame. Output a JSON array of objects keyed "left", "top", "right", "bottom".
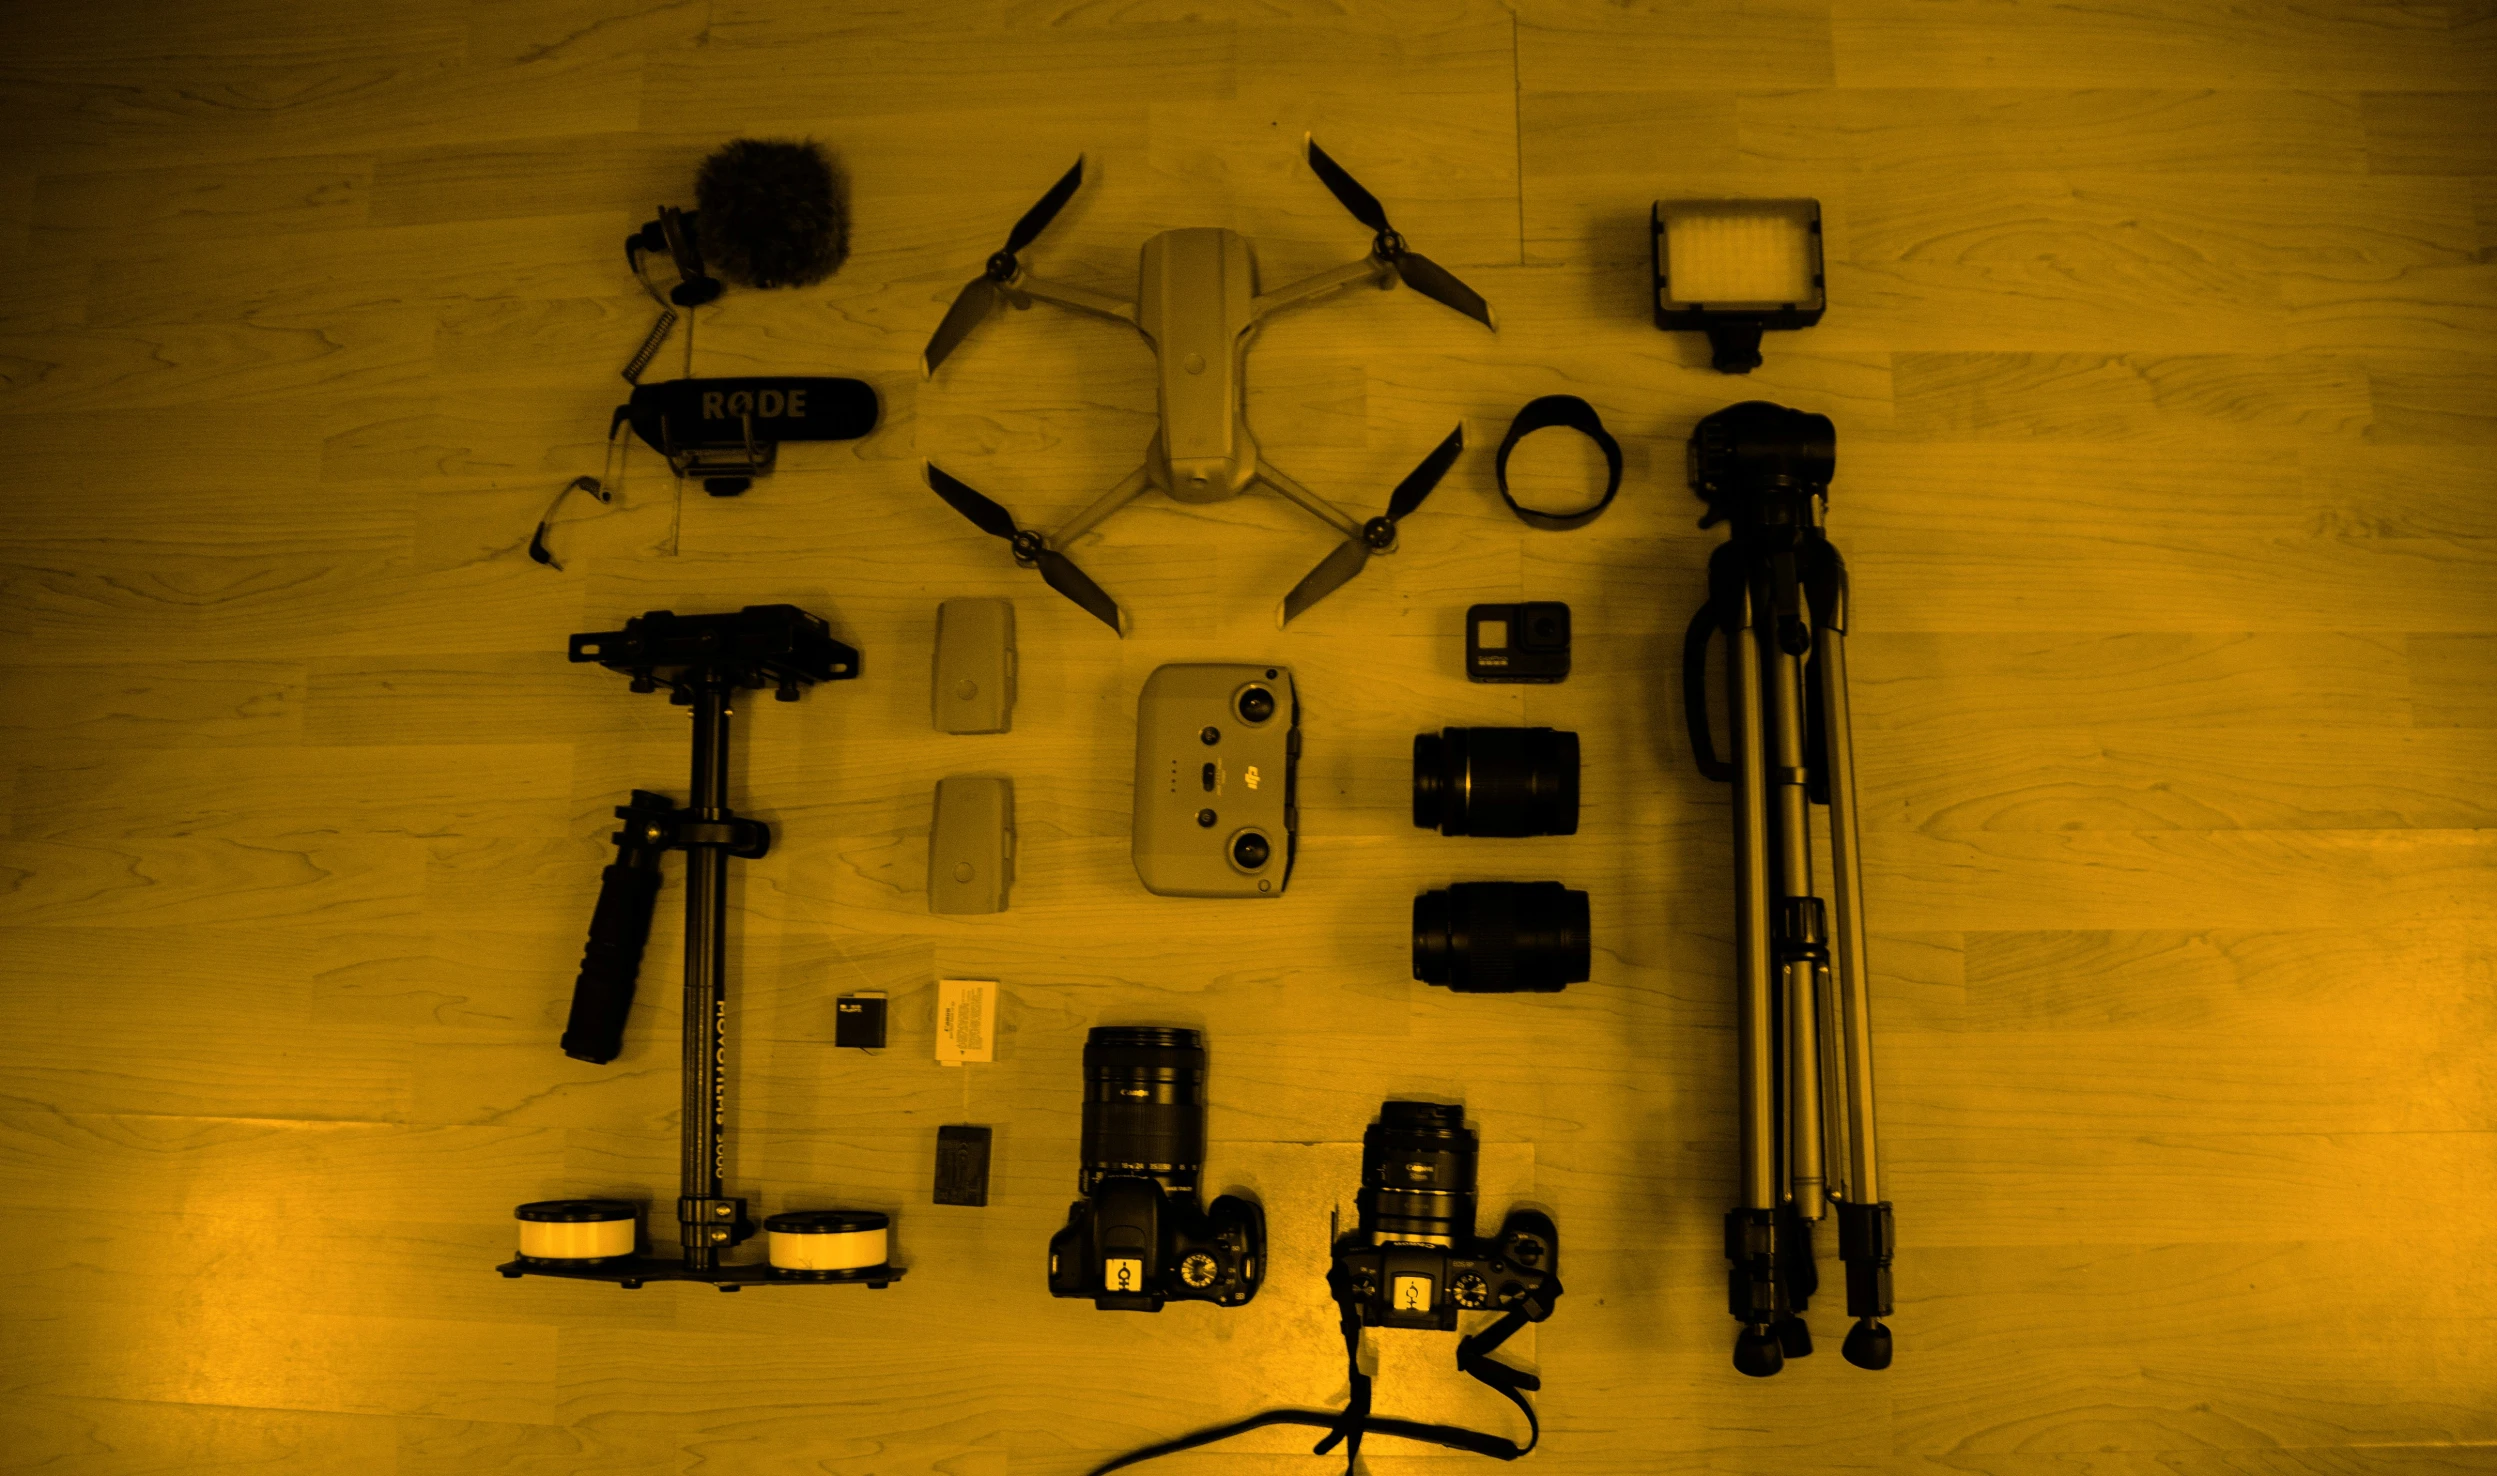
[{"left": 3, "top": 1, "right": 2493, "bottom": 1471}]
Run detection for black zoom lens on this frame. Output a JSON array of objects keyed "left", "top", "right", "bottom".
[
  {"left": 1413, "top": 882, "right": 1591, "bottom": 993},
  {"left": 1358, "top": 1100, "right": 1478, "bottom": 1246},
  {"left": 1080, "top": 1027, "right": 1205, "bottom": 1194},
  {"left": 1412, "top": 727, "right": 1579, "bottom": 837}
]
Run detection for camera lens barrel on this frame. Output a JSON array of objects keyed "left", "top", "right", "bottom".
[
  {"left": 1079, "top": 1027, "right": 1206, "bottom": 1194},
  {"left": 1413, "top": 881, "right": 1592, "bottom": 993},
  {"left": 1412, "top": 727, "right": 1580, "bottom": 837},
  {"left": 1358, "top": 1100, "right": 1478, "bottom": 1246}
]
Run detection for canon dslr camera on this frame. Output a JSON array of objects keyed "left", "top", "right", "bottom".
[
  {"left": 1330, "top": 1100, "right": 1559, "bottom": 1331},
  {"left": 1048, "top": 1027, "right": 1264, "bottom": 1311}
]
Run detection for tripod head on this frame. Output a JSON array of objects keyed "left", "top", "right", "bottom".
[
  {"left": 1688, "top": 401, "right": 1840, "bottom": 660},
  {"left": 1687, "top": 400, "right": 1834, "bottom": 537}
]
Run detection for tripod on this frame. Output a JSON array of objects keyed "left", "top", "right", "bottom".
[
  {"left": 498, "top": 604, "right": 900, "bottom": 1290},
  {"left": 1680, "top": 403, "right": 1894, "bottom": 1375}
]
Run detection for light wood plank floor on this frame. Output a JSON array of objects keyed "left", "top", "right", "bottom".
[{"left": 3, "top": 1, "right": 2492, "bottom": 1471}]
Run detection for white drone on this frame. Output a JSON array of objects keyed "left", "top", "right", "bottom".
[{"left": 921, "top": 138, "right": 1494, "bottom": 633}]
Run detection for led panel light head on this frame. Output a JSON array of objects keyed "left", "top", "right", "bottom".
[{"left": 1651, "top": 199, "right": 1826, "bottom": 375}]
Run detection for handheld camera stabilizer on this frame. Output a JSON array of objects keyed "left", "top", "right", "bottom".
[
  {"left": 1089, "top": 1101, "right": 1560, "bottom": 1476},
  {"left": 498, "top": 605, "right": 902, "bottom": 1290},
  {"left": 1680, "top": 402, "right": 1894, "bottom": 1374}
]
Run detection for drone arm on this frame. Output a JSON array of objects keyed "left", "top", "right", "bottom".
[
  {"left": 1048, "top": 460, "right": 1158, "bottom": 547},
  {"left": 1251, "top": 257, "right": 1389, "bottom": 324},
  {"left": 1254, "top": 459, "right": 1364, "bottom": 540},
  {"left": 1015, "top": 273, "right": 1142, "bottom": 330}
]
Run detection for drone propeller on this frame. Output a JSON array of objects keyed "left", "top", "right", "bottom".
[
  {"left": 924, "top": 463, "right": 1126, "bottom": 634},
  {"left": 1278, "top": 424, "right": 1465, "bottom": 627},
  {"left": 1305, "top": 138, "right": 1496, "bottom": 332},
  {"left": 923, "top": 158, "right": 1086, "bottom": 377}
]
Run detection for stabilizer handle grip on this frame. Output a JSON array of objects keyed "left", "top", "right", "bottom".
[{"left": 561, "top": 791, "right": 673, "bottom": 1065}]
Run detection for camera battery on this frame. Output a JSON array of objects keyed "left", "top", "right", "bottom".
[
  {"left": 834, "top": 992, "right": 887, "bottom": 1049},
  {"left": 936, "top": 978, "right": 995, "bottom": 1065},
  {"left": 935, "top": 1125, "right": 992, "bottom": 1206}
]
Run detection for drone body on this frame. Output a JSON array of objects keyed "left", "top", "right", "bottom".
[
  {"left": 1138, "top": 226, "right": 1262, "bottom": 503},
  {"left": 922, "top": 141, "right": 1492, "bottom": 634}
]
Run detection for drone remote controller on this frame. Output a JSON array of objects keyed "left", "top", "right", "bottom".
[{"left": 1132, "top": 664, "right": 1298, "bottom": 898}]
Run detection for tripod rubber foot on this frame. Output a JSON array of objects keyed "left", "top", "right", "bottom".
[
  {"left": 1776, "top": 1314, "right": 1813, "bottom": 1358},
  {"left": 1734, "top": 1324, "right": 1785, "bottom": 1378},
  {"left": 1842, "top": 1318, "right": 1892, "bottom": 1370}
]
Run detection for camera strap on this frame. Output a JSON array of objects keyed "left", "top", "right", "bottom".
[
  {"left": 1084, "top": 1271, "right": 1564, "bottom": 1476},
  {"left": 1494, "top": 395, "right": 1622, "bottom": 531}
]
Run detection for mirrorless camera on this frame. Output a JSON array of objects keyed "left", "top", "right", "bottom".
[
  {"left": 1048, "top": 1028, "right": 1264, "bottom": 1311},
  {"left": 1134, "top": 664, "right": 1299, "bottom": 897},
  {"left": 1329, "top": 1100, "right": 1559, "bottom": 1331}
]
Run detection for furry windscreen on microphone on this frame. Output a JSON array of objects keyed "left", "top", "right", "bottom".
[{"left": 695, "top": 138, "right": 849, "bottom": 289}]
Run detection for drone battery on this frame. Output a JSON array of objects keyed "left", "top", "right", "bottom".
[
  {"left": 933, "top": 598, "right": 1015, "bottom": 733},
  {"left": 935, "top": 1125, "right": 993, "bottom": 1206},
  {"left": 929, "top": 776, "right": 1014, "bottom": 914},
  {"left": 835, "top": 992, "right": 888, "bottom": 1049}
]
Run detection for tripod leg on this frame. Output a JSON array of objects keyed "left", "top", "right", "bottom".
[
  {"left": 1759, "top": 565, "right": 1832, "bottom": 1360},
  {"left": 1720, "top": 566, "right": 1785, "bottom": 1378},
  {"left": 1816, "top": 961, "right": 1850, "bottom": 1205},
  {"left": 1761, "top": 565, "right": 1828, "bottom": 1229},
  {"left": 1815, "top": 592, "right": 1895, "bottom": 1368},
  {"left": 1773, "top": 1198, "right": 1818, "bottom": 1357}
]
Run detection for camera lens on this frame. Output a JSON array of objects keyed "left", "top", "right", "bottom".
[
  {"left": 1235, "top": 686, "right": 1276, "bottom": 724},
  {"left": 1358, "top": 1100, "right": 1477, "bottom": 1246},
  {"left": 1230, "top": 830, "right": 1271, "bottom": 871},
  {"left": 1412, "top": 882, "right": 1591, "bottom": 993},
  {"left": 1412, "top": 727, "right": 1579, "bottom": 837},
  {"left": 1080, "top": 1027, "right": 1205, "bottom": 1194}
]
